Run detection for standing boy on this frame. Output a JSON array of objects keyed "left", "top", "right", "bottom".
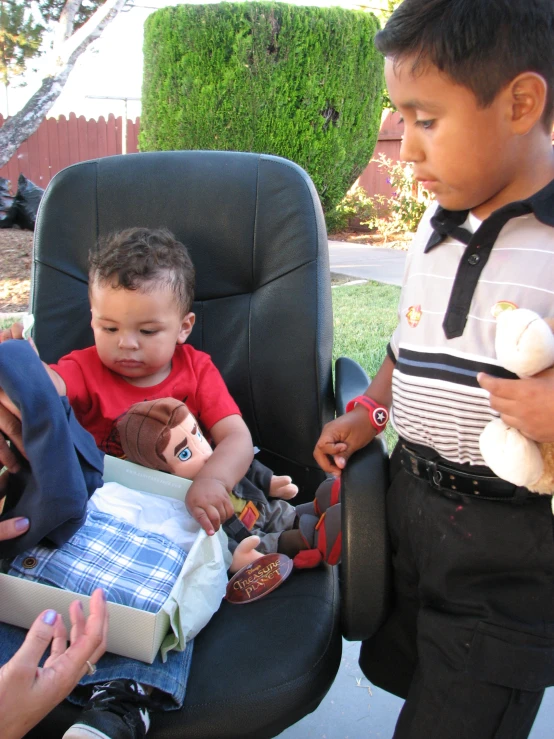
[{"left": 314, "top": 1, "right": 554, "bottom": 737}]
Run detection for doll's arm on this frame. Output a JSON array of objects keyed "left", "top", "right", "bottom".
[{"left": 186, "top": 414, "right": 254, "bottom": 536}]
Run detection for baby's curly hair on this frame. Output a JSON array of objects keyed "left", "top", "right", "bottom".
[{"left": 88, "top": 227, "right": 195, "bottom": 315}]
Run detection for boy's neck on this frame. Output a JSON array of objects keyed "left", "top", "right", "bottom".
[{"left": 471, "top": 138, "right": 554, "bottom": 221}]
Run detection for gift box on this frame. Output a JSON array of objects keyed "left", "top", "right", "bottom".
[{"left": 0, "top": 455, "right": 230, "bottom": 663}]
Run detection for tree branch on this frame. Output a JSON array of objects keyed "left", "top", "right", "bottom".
[{"left": 0, "top": 0, "right": 129, "bottom": 168}]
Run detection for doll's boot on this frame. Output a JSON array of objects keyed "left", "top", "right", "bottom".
[
  {"left": 294, "top": 477, "right": 341, "bottom": 518},
  {"left": 293, "top": 503, "right": 342, "bottom": 569}
]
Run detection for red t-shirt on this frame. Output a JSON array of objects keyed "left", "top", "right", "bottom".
[{"left": 50, "top": 344, "right": 240, "bottom": 456}]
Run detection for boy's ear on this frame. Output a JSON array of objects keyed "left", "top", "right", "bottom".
[
  {"left": 177, "top": 312, "right": 195, "bottom": 344},
  {"left": 508, "top": 72, "right": 548, "bottom": 134}
]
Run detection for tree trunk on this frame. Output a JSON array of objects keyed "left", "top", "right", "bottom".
[{"left": 0, "top": 0, "right": 128, "bottom": 168}]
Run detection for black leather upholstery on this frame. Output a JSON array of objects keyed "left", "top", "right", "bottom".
[
  {"left": 26, "top": 151, "right": 389, "bottom": 738},
  {"left": 31, "top": 151, "right": 334, "bottom": 497}
]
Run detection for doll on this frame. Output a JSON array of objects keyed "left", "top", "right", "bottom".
[
  {"left": 117, "top": 398, "right": 342, "bottom": 569},
  {"left": 479, "top": 308, "right": 554, "bottom": 505}
]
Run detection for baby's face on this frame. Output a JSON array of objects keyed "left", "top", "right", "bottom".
[
  {"left": 90, "top": 279, "right": 194, "bottom": 388},
  {"left": 162, "top": 412, "right": 213, "bottom": 479}
]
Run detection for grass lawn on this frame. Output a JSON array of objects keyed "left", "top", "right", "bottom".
[{"left": 332, "top": 280, "right": 401, "bottom": 451}]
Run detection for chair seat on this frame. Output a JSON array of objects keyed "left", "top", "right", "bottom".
[{"left": 28, "top": 566, "right": 341, "bottom": 739}]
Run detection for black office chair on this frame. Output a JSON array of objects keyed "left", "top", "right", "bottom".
[{"left": 26, "top": 150, "right": 390, "bottom": 738}]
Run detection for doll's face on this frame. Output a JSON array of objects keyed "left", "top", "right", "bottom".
[{"left": 161, "top": 413, "right": 213, "bottom": 479}]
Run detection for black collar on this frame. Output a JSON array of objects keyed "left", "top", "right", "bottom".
[
  {"left": 422, "top": 178, "right": 554, "bottom": 339},
  {"left": 425, "top": 177, "right": 554, "bottom": 253}
]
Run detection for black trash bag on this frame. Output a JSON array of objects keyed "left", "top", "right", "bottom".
[
  {"left": 0, "top": 177, "right": 15, "bottom": 229},
  {"left": 12, "top": 174, "right": 44, "bottom": 231}
]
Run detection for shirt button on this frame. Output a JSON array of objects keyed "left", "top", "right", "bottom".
[{"left": 468, "top": 253, "right": 480, "bottom": 265}]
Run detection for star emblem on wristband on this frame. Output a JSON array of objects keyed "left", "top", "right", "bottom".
[{"left": 345, "top": 395, "right": 389, "bottom": 432}]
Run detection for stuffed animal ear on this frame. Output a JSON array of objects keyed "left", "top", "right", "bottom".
[{"left": 496, "top": 309, "right": 554, "bottom": 377}]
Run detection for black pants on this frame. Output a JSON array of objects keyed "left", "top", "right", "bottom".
[{"left": 360, "top": 445, "right": 554, "bottom": 739}]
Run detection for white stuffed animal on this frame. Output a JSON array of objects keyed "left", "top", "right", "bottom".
[{"left": 479, "top": 309, "right": 554, "bottom": 510}]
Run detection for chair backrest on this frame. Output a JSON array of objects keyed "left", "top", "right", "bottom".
[{"left": 31, "top": 151, "right": 334, "bottom": 496}]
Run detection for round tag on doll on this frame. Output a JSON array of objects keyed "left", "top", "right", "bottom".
[{"left": 225, "top": 553, "right": 293, "bottom": 604}]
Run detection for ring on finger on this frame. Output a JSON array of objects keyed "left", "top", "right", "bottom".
[{"left": 85, "top": 660, "right": 97, "bottom": 675}]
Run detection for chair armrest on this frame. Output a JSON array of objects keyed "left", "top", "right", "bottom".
[
  {"left": 335, "top": 356, "right": 391, "bottom": 641},
  {"left": 334, "top": 356, "right": 371, "bottom": 415}
]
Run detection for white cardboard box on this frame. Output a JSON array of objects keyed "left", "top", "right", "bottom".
[{"left": 0, "top": 456, "right": 222, "bottom": 664}]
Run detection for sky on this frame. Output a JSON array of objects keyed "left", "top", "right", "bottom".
[{"left": 5, "top": 0, "right": 388, "bottom": 121}]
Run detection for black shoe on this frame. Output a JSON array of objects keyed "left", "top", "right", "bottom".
[{"left": 62, "top": 680, "right": 152, "bottom": 739}]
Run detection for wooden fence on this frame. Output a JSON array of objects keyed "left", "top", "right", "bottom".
[
  {"left": 0, "top": 110, "right": 402, "bottom": 198},
  {"left": 0, "top": 113, "right": 140, "bottom": 191},
  {"left": 357, "top": 110, "right": 403, "bottom": 199}
]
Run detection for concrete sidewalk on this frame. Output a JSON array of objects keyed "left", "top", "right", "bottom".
[
  {"left": 279, "top": 638, "right": 554, "bottom": 738},
  {"left": 328, "top": 240, "right": 406, "bottom": 286}
]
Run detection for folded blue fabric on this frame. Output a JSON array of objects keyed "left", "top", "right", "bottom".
[
  {"left": 0, "top": 340, "right": 104, "bottom": 557},
  {"left": 9, "top": 509, "right": 187, "bottom": 612}
]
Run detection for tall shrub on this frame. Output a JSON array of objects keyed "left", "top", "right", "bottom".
[{"left": 140, "top": 2, "right": 384, "bottom": 221}]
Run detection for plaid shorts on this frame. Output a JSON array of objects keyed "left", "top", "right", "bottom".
[{"left": 9, "top": 510, "right": 186, "bottom": 612}]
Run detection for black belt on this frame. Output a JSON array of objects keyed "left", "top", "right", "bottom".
[{"left": 399, "top": 445, "right": 537, "bottom": 502}]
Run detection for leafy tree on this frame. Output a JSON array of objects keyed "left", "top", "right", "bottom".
[
  {"left": 36, "top": 0, "right": 103, "bottom": 27},
  {"left": 0, "top": 1, "right": 43, "bottom": 114},
  {"left": 0, "top": 0, "right": 129, "bottom": 169},
  {"left": 141, "top": 2, "right": 384, "bottom": 225}
]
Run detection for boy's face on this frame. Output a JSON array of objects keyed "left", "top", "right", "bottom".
[
  {"left": 385, "top": 57, "right": 520, "bottom": 218},
  {"left": 90, "top": 280, "right": 194, "bottom": 387},
  {"left": 161, "top": 412, "right": 213, "bottom": 479}
]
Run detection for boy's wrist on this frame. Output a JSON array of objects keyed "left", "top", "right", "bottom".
[{"left": 345, "top": 395, "right": 389, "bottom": 433}]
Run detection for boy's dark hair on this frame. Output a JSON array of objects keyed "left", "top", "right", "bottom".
[
  {"left": 375, "top": 0, "right": 554, "bottom": 127},
  {"left": 88, "top": 227, "right": 195, "bottom": 315}
]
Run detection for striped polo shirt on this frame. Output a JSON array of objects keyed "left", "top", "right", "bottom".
[{"left": 389, "top": 179, "right": 554, "bottom": 466}]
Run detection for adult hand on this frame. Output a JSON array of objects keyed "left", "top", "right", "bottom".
[
  {"left": 313, "top": 407, "right": 376, "bottom": 476},
  {"left": 0, "top": 513, "right": 30, "bottom": 541},
  {"left": 0, "top": 388, "right": 23, "bottom": 474},
  {"left": 186, "top": 477, "right": 235, "bottom": 536},
  {"left": 478, "top": 367, "right": 554, "bottom": 442},
  {"left": 0, "top": 588, "right": 108, "bottom": 739},
  {"left": 0, "top": 470, "right": 30, "bottom": 541}
]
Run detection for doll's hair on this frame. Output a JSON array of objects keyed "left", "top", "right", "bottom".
[
  {"left": 88, "top": 227, "right": 195, "bottom": 316},
  {"left": 117, "top": 398, "right": 189, "bottom": 473}
]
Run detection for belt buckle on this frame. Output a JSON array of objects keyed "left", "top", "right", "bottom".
[{"left": 427, "top": 460, "right": 443, "bottom": 490}]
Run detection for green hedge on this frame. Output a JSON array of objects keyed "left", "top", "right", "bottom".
[{"left": 140, "top": 2, "right": 384, "bottom": 222}]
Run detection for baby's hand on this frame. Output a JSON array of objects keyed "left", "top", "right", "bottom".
[
  {"left": 0, "top": 322, "right": 24, "bottom": 342},
  {"left": 186, "top": 477, "right": 235, "bottom": 535},
  {"left": 0, "top": 318, "right": 38, "bottom": 353}
]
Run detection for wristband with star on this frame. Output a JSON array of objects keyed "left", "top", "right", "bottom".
[{"left": 345, "top": 395, "right": 389, "bottom": 432}]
